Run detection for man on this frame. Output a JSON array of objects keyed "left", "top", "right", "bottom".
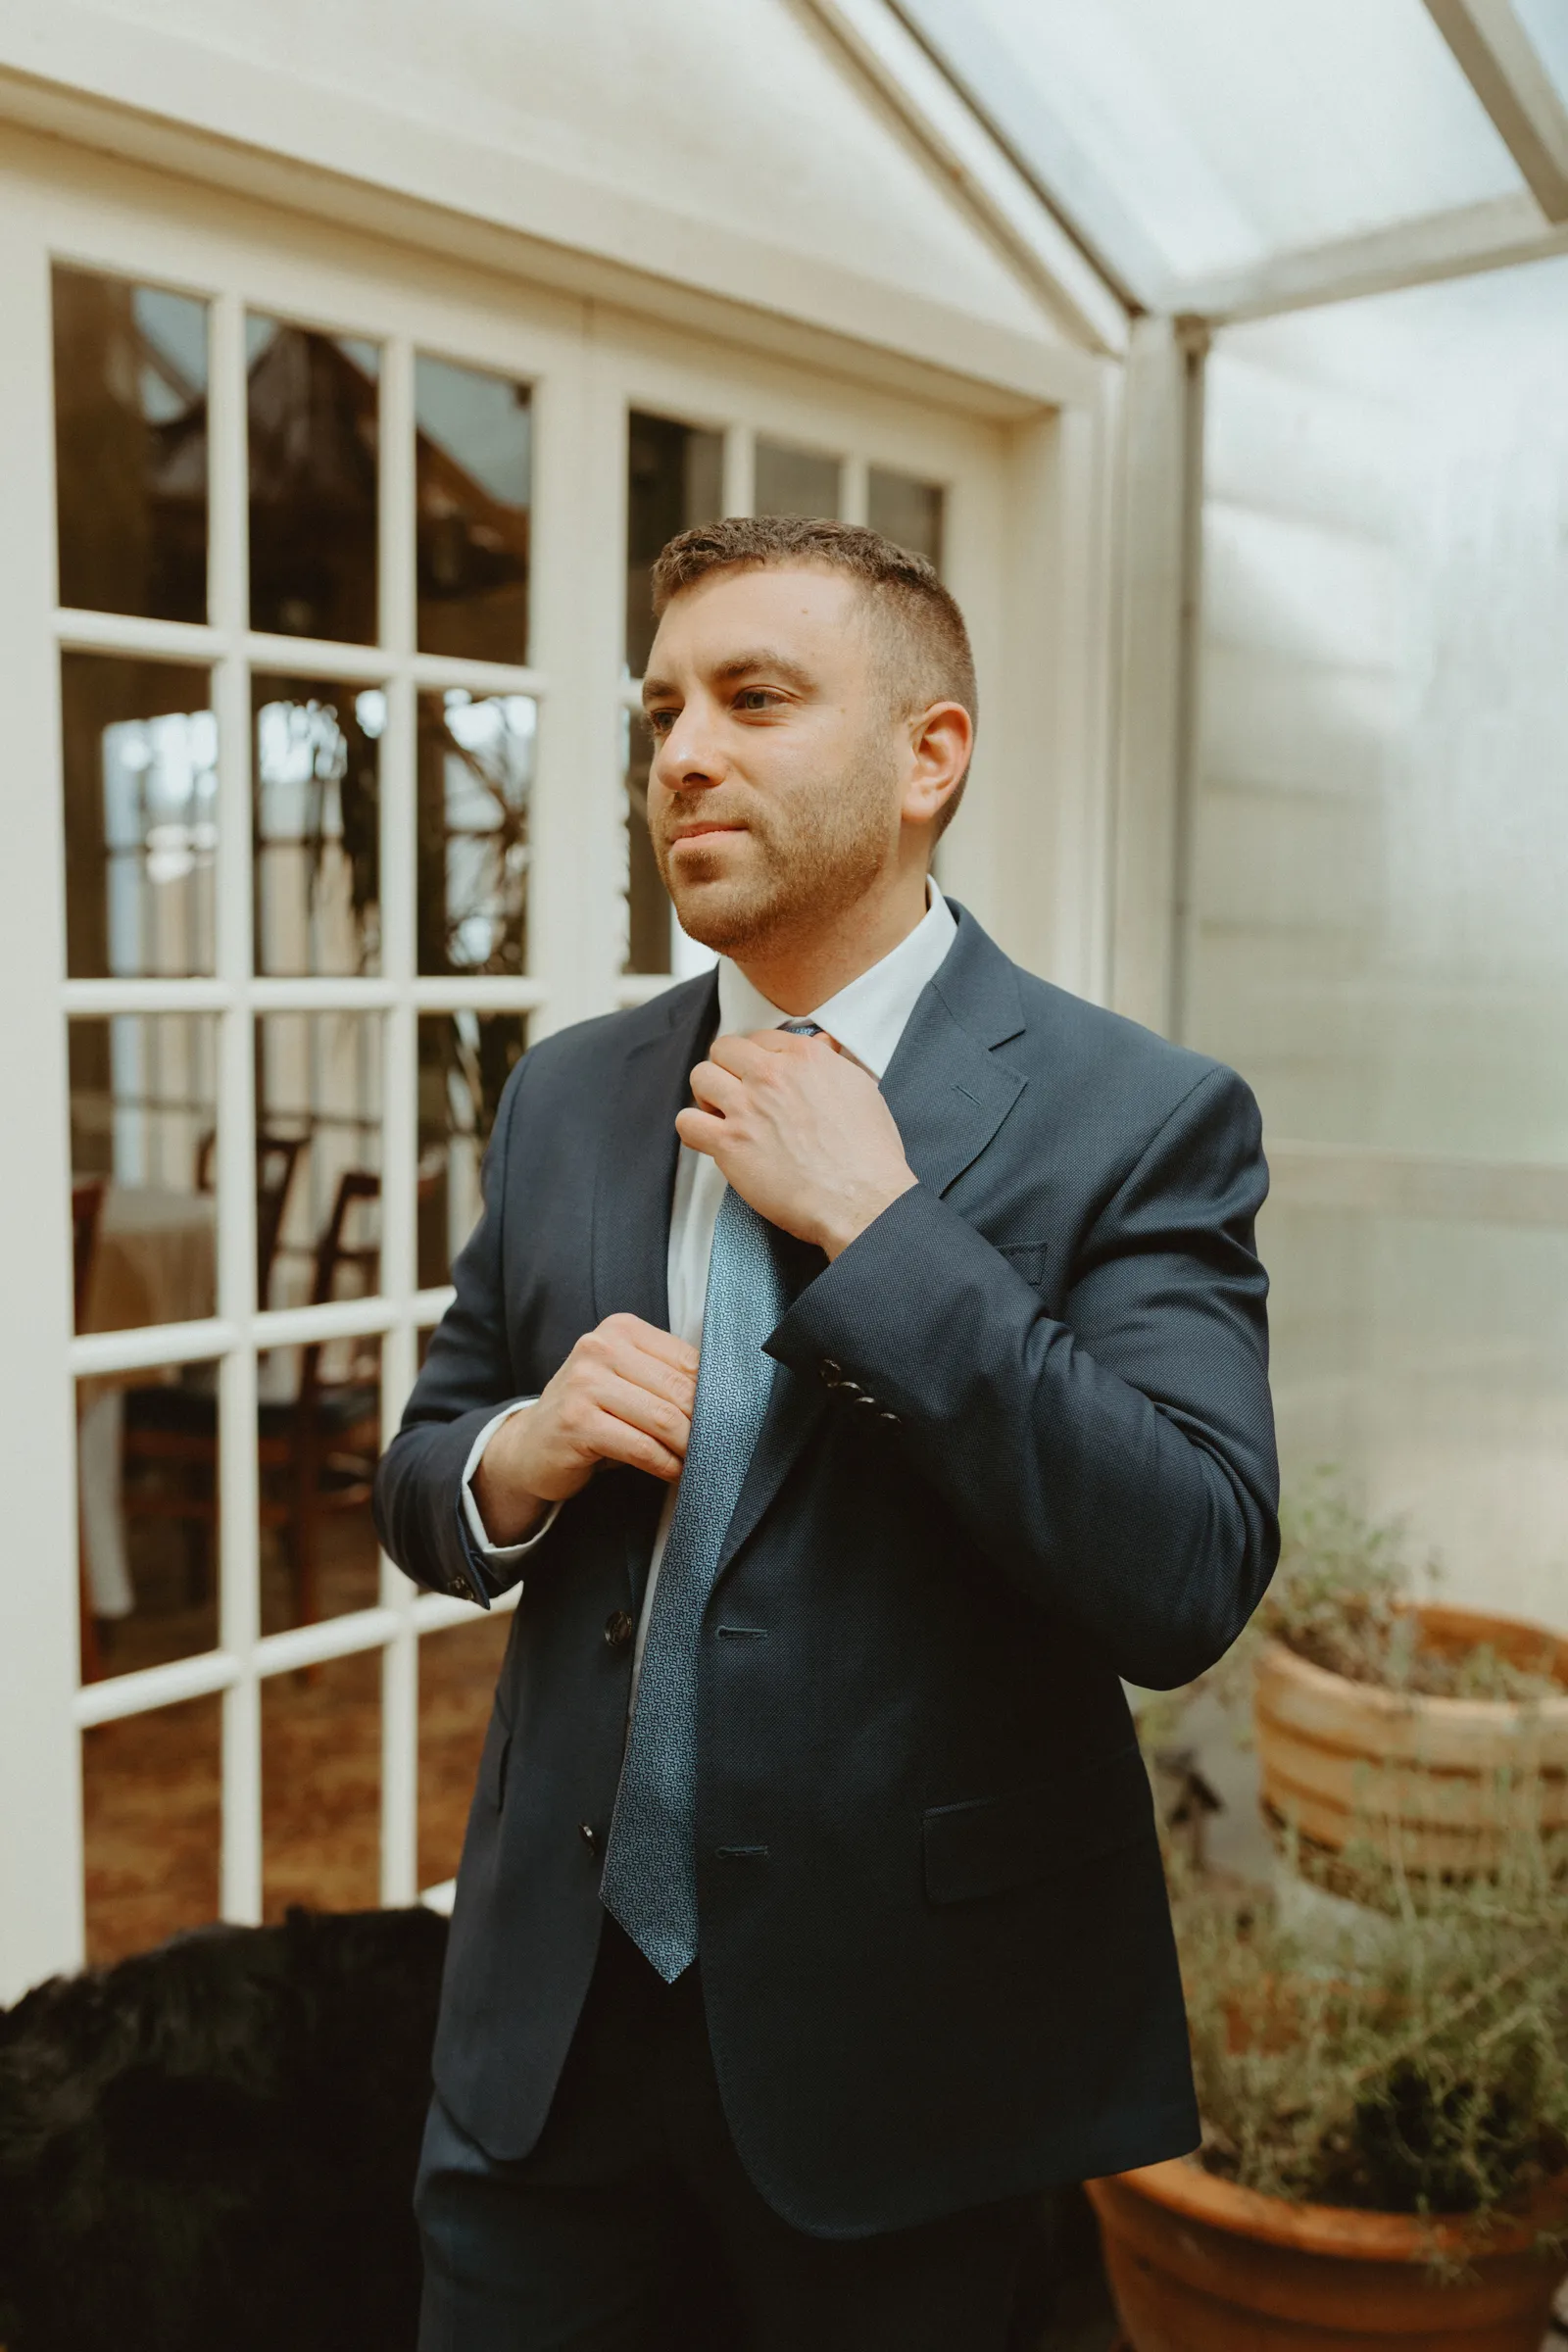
[{"left": 374, "top": 515, "right": 1278, "bottom": 2349}]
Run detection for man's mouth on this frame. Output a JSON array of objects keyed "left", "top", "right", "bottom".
[{"left": 669, "top": 823, "right": 745, "bottom": 846}]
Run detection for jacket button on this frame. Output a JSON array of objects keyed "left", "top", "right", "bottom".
[
  {"left": 604, "top": 1610, "right": 635, "bottom": 1649},
  {"left": 578, "top": 1822, "right": 600, "bottom": 1853},
  {"left": 448, "top": 1575, "right": 472, "bottom": 1599},
  {"left": 818, "top": 1357, "right": 842, "bottom": 1387},
  {"left": 879, "top": 1410, "right": 901, "bottom": 1427},
  {"left": 840, "top": 1378, "right": 864, "bottom": 1399},
  {"left": 855, "top": 1392, "right": 881, "bottom": 1412}
]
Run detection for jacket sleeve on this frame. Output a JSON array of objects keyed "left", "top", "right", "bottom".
[
  {"left": 765, "top": 1063, "right": 1279, "bottom": 1690},
  {"left": 371, "top": 1055, "right": 537, "bottom": 1605}
]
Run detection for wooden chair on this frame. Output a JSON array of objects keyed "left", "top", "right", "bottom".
[
  {"left": 121, "top": 1133, "right": 307, "bottom": 1603},
  {"left": 122, "top": 1163, "right": 383, "bottom": 1631}
]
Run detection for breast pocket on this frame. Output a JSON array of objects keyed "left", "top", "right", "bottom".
[{"left": 922, "top": 1744, "right": 1156, "bottom": 1906}]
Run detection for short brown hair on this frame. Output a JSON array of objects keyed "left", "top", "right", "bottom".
[{"left": 650, "top": 514, "right": 977, "bottom": 837}]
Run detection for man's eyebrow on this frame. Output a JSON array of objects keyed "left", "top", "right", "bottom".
[
  {"left": 710, "top": 649, "right": 815, "bottom": 692},
  {"left": 641, "top": 651, "right": 815, "bottom": 709}
]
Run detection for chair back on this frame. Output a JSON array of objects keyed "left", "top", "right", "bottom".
[
  {"left": 72, "top": 1177, "right": 107, "bottom": 1328},
  {"left": 195, "top": 1128, "right": 306, "bottom": 1305},
  {"left": 299, "top": 1168, "right": 381, "bottom": 1406}
]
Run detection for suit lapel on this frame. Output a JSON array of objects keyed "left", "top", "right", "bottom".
[
  {"left": 590, "top": 974, "right": 718, "bottom": 1333},
  {"left": 715, "top": 906, "right": 1027, "bottom": 1581}
]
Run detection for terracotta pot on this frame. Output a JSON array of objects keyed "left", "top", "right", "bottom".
[
  {"left": 1089, "top": 2157, "right": 1566, "bottom": 2351},
  {"left": 1254, "top": 1604, "right": 1568, "bottom": 1875}
]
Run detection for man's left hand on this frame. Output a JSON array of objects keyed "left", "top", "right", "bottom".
[{"left": 677, "top": 1029, "right": 916, "bottom": 1259}]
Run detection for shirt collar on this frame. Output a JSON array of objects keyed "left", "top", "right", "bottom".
[{"left": 713, "top": 880, "right": 956, "bottom": 1080}]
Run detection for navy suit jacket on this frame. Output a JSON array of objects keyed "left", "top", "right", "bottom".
[{"left": 373, "top": 904, "right": 1279, "bottom": 2237}]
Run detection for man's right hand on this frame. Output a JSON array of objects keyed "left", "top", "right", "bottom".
[{"left": 470, "top": 1313, "right": 699, "bottom": 1546}]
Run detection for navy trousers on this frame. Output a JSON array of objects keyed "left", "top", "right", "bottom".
[{"left": 415, "top": 1918, "right": 1039, "bottom": 2350}]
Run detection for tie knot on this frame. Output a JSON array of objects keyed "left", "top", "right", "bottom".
[{"left": 780, "top": 1019, "right": 822, "bottom": 1038}]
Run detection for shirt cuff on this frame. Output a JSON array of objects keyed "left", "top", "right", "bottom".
[{"left": 461, "top": 1401, "right": 563, "bottom": 1565}]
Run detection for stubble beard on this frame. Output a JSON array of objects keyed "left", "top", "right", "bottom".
[{"left": 655, "top": 743, "right": 897, "bottom": 962}]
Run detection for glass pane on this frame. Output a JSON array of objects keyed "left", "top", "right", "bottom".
[
  {"left": 1515, "top": 0, "right": 1568, "bottom": 110},
  {"left": 83, "top": 1693, "right": 220, "bottom": 1965},
  {"left": 1264, "top": 1206, "right": 1568, "bottom": 1632},
  {"left": 897, "top": 0, "right": 1523, "bottom": 290},
  {"left": 621, "top": 708, "right": 670, "bottom": 976},
  {"left": 262, "top": 1650, "right": 380, "bottom": 1917},
  {"left": 1190, "top": 258, "right": 1568, "bottom": 1626},
  {"left": 248, "top": 315, "right": 379, "bottom": 643},
  {"left": 626, "top": 411, "right": 724, "bottom": 677},
  {"left": 53, "top": 267, "right": 208, "bottom": 624},
  {"left": 867, "top": 468, "right": 945, "bottom": 570},
  {"left": 416, "top": 689, "right": 535, "bottom": 975},
  {"left": 755, "top": 437, "right": 840, "bottom": 519},
  {"left": 416, "top": 354, "right": 532, "bottom": 663},
  {"left": 416, "top": 1012, "right": 527, "bottom": 1289},
  {"left": 418, "top": 1616, "right": 513, "bottom": 1890},
  {"left": 62, "top": 654, "right": 217, "bottom": 979},
  {"left": 253, "top": 675, "right": 382, "bottom": 975},
  {"left": 78, "top": 1357, "right": 220, "bottom": 1681},
  {"left": 260, "top": 1335, "right": 381, "bottom": 1635},
  {"left": 70, "top": 1013, "right": 219, "bottom": 1333},
  {"left": 1193, "top": 259, "right": 1568, "bottom": 1163},
  {"left": 255, "top": 1011, "right": 382, "bottom": 1311}
]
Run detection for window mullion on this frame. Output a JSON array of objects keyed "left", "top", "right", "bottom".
[
  {"left": 377, "top": 330, "right": 420, "bottom": 1906},
  {"left": 210, "top": 284, "right": 263, "bottom": 1925}
]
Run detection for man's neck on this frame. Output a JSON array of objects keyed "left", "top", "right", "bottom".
[{"left": 731, "top": 870, "right": 931, "bottom": 1016}]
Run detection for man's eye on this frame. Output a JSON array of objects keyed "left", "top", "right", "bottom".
[
  {"left": 646, "top": 709, "right": 676, "bottom": 735},
  {"left": 737, "top": 689, "right": 778, "bottom": 712}
]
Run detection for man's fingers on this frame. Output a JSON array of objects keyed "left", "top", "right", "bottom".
[
  {"left": 586, "top": 1406, "right": 685, "bottom": 1483},
  {"left": 597, "top": 1313, "right": 698, "bottom": 1376},
  {"left": 592, "top": 1369, "right": 692, "bottom": 1457},
  {"left": 688, "top": 1058, "right": 747, "bottom": 1117},
  {"left": 675, "top": 1105, "right": 727, "bottom": 1158}
]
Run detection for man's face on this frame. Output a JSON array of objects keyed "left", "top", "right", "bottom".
[{"left": 640, "top": 564, "right": 906, "bottom": 958}]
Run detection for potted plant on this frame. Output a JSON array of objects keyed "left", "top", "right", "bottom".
[
  {"left": 1089, "top": 1841, "right": 1568, "bottom": 2349},
  {"left": 1249, "top": 1481, "right": 1568, "bottom": 1877}
]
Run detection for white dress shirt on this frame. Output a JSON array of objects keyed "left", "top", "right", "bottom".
[{"left": 462, "top": 881, "right": 957, "bottom": 1684}]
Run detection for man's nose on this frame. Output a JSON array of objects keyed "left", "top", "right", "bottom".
[{"left": 653, "top": 699, "right": 726, "bottom": 788}]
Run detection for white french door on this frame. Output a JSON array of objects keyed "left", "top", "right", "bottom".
[{"left": 0, "top": 127, "right": 1023, "bottom": 1996}]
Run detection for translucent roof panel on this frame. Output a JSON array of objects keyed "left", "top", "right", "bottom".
[
  {"left": 1514, "top": 0, "right": 1568, "bottom": 112},
  {"left": 899, "top": 0, "right": 1527, "bottom": 299}
]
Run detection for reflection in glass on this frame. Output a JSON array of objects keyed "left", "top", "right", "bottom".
[
  {"left": 248, "top": 315, "right": 379, "bottom": 643},
  {"left": 626, "top": 412, "right": 724, "bottom": 677},
  {"left": 255, "top": 1012, "right": 382, "bottom": 1313},
  {"left": 62, "top": 654, "right": 217, "bottom": 979},
  {"left": 262, "top": 1650, "right": 380, "bottom": 1918},
  {"left": 621, "top": 709, "right": 670, "bottom": 975},
  {"left": 416, "top": 354, "right": 532, "bottom": 663},
  {"left": 416, "top": 690, "right": 534, "bottom": 975},
  {"left": 755, "top": 437, "right": 840, "bottom": 519},
  {"left": 416, "top": 1013, "right": 527, "bottom": 1289},
  {"left": 78, "top": 1358, "right": 221, "bottom": 1682},
  {"left": 260, "top": 1333, "right": 381, "bottom": 1636},
  {"left": 253, "top": 676, "right": 381, "bottom": 975},
  {"left": 83, "top": 1694, "right": 220, "bottom": 1965},
  {"left": 70, "top": 1013, "right": 219, "bottom": 1333},
  {"left": 418, "top": 1616, "right": 513, "bottom": 1889},
  {"left": 868, "top": 467, "right": 945, "bottom": 569},
  {"left": 53, "top": 267, "right": 209, "bottom": 624}
]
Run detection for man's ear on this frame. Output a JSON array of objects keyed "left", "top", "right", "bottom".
[{"left": 902, "top": 702, "right": 971, "bottom": 831}]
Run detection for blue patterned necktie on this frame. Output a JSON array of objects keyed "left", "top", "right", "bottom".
[{"left": 599, "top": 1022, "right": 819, "bottom": 1981}]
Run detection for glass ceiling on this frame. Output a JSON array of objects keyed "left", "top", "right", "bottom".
[{"left": 896, "top": 0, "right": 1536, "bottom": 306}]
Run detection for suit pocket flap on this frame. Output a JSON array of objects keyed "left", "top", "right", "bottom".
[{"left": 922, "top": 1744, "right": 1154, "bottom": 1905}]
